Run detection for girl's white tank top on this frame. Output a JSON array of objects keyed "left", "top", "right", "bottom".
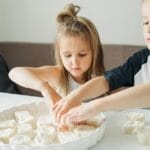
[{"left": 56, "top": 76, "right": 82, "bottom": 97}]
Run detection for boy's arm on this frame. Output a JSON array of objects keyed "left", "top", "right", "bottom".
[
  {"left": 97, "top": 83, "right": 150, "bottom": 111},
  {"left": 65, "top": 76, "right": 109, "bottom": 102},
  {"left": 63, "top": 83, "right": 150, "bottom": 123}
]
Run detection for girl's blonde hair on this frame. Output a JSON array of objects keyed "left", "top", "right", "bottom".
[
  {"left": 54, "top": 4, "right": 105, "bottom": 95},
  {"left": 142, "top": 0, "right": 150, "bottom": 4}
]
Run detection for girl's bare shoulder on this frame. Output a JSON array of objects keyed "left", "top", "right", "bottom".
[
  {"left": 38, "top": 65, "right": 62, "bottom": 89},
  {"left": 37, "top": 65, "right": 61, "bottom": 79}
]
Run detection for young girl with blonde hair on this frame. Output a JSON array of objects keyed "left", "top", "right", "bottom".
[{"left": 9, "top": 4, "right": 104, "bottom": 106}]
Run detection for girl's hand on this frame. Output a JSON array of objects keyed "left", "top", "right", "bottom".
[
  {"left": 53, "top": 97, "right": 81, "bottom": 123},
  {"left": 58, "top": 101, "right": 99, "bottom": 126}
]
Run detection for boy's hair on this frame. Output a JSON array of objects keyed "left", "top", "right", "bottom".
[{"left": 54, "top": 4, "right": 105, "bottom": 95}]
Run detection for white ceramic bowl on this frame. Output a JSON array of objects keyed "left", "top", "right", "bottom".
[{"left": 0, "top": 101, "right": 106, "bottom": 150}]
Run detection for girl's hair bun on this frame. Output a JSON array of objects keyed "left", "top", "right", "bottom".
[{"left": 57, "top": 3, "right": 80, "bottom": 24}]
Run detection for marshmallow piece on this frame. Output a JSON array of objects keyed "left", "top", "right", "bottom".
[
  {"left": 9, "top": 135, "right": 31, "bottom": 145},
  {"left": 0, "top": 120, "right": 16, "bottom": 129},
  {"left": 137, "top": 125, "right": 150, "bottom": 145},
  {"left": 0, "top": 128, "right": 16, "bottom": 142},
  {"left": 123, "top": 120, "right": 144, "bottom": 134}
]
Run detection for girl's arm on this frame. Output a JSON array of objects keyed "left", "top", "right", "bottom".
[
  {"left": 38, "top": 81, "right": 62, "bottom": 105},
  {"left": 9, "top": 66, "right": 62, "bottom": 105},
  {"left": 64, "top": 83, "right": 150, "bottom": 123}
]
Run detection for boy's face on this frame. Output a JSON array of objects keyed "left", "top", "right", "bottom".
[{"left": 142, "top": 0, "right": 150, "bottom": 49}]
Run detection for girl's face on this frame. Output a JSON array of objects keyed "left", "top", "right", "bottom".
[
  {"left": 59, "top": 36, "right": 92, "bottom": 83},
  {"left": 142, "top": 0, "right": 150, "bottom": 49}
]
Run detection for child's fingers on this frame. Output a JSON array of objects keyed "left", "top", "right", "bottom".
[
  {"left": 53, "top": 103, "right": 62, "bottom": 120},
  {"left": 58, "top": 115, "right": 68, "bottom": 131},
  {"left": 67, "top": 115, "right": 83, "bottom": 123},
  {"left": 52, "top": 101, "right": 61, "bottom": 111},
  {"left": 56, "top": 106, "right": 68, "bottom": 123},
  {"left": 66, "top": 108, "right": 86, "bottom": 123}
]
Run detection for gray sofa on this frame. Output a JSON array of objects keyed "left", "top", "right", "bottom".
[{"left": 0, "top": 42, "right": 145, "bottom": 96}]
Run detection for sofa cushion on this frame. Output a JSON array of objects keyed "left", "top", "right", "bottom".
[{"left": 0, "top": 42, "right": 145, "bottom": 96}]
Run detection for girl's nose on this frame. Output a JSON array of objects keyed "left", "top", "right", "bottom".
[
  {"left": 71, "top": 57, "right": 79, "bottom": 67},
  {"left": 148, "top": 25, "right": 150, "bottom": 33},
  {"left": 147, "top": 22, "right": 150, "bottom": 33}
]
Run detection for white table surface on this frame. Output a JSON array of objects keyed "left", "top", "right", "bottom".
[{"left": 0, "top": 92, "right": 150, "bottom": 150}]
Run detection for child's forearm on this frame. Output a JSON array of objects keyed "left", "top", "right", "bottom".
[
  {"left": 94, "top": 83, "right": 150, "bottom": 112},
  {"left": 39, "top": 82, "right": 62, "bottom": 106},
  {"left": 66, "top": 76, "right": 109, "bottom": 103},
  {"left": 9, "top": 67, "right": 62, "bottom": 105},
  {"left": 9, "top": 67, "right": 42, "bottom": 91}
]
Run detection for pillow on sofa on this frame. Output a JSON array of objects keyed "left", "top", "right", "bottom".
[{"left": 0, "top": 55, "right": 21, "bottom": 94}]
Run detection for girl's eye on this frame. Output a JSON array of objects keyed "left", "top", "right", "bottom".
[
  {"left": 79, "top": 54, "right": 87, "bottom": 57},
  {"left": 143, "top": 21, "right": 149, "bottom": 25},
  {"left": 64, "top": 54, "right": 71, "bottom": 57}
]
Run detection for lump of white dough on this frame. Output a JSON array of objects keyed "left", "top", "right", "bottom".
[
  {"left": 0, "top": 128, "right": 16, "bottom": 143},
  {"left": 36, "top": 124, "right": 57, "bottom": 142},
  {"left": 86, "top": 113, "right": 106, "bottom": 127},
  {"left": 34, "top": 135, "right": 53, "bottom": 145},
  {"left": 136, "top": 125, "right": 150, "bottom": 145},
  {"left": 74, "top": 125, "right": 96, "bottom": 138},
  {"left": 0, "top": 140, "right": 4, "bottom": 145},
  {"left": 14, "top": 111, "right": 36, "bottom": 127},
  {"left": 9, "top": 134, "right": 31, "bottom": 145},
  {"left": 57, "top": 131, "right": 79, "bottom": 144},
  {"left": 58, "top": 125, "right": 95, "bottom": 144},
  {"left": 0, "top": 120, "right": 16, "bottom": 129},
  {"left": 127, "top": 112, "right": 145, "bottom": 122},
  {"left": 123, "top": 112, "right": 145, "bottom": 134},
  {"left": 123, "top": 120, "right": 144, "bottom": 134},
  {"left": 17, "top": 123, "right": 33, "bottom": 134},
  {"left": 36, "top": 116, "right": 56, "bottom": 127}
]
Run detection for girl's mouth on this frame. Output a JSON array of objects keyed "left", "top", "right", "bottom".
[
  {"left": 146, "top": 38, "right": 150, "bottom": 42},
  {"left": 71, "top": 68, "right": 81, "bottom": 70}
]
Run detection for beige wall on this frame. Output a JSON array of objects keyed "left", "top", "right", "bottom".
[{"left": 0, "top": 0, "right": 145, "bottom": 45}]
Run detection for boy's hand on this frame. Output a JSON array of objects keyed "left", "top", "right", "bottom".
[
  {"left": 53, "top": 97, "right": 81, "bottom": 123},
  {"left": 58, "top": 101, "right": 98, "bottom": 125}
]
